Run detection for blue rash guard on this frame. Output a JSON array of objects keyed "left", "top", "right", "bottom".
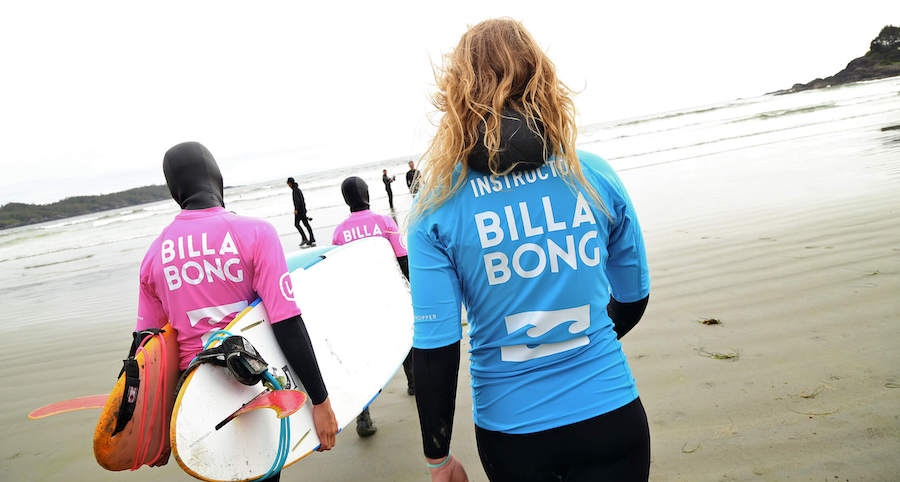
[{"left": 408, "top": 150, "right": 650, "bottom": 434}]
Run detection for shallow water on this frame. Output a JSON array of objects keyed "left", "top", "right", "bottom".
[{"left": 2, "top": 77, "right": 897, "bottom": 305}]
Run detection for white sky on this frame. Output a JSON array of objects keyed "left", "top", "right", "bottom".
[{"left": 1, "top": 1, "right": 897, "bottom": 204}]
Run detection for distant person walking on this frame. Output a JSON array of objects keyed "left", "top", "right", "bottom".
[
  {"left": 332, "top": 176, "right": 416, "bottom": 437},
  {"left": 405, "top": 161, "right": 420, "bottom": 194},
  {"left": 382, "top": 169, "right": 395, "bottom": 210},
  {"left": 287, "top": 177, "right": 316, "bottom": 247}
]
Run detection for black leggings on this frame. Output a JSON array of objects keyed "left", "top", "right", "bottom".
[
  {"left": 294, "top": 213, "right": 314, "bottom": 243},
  {"left": 475, "top": 397, "right": 650, "bottom": 482}
]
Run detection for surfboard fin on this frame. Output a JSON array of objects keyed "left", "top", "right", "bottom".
[
  {"left": 28, "top": 394, "right": 109, "bottom": 420},
  {"left": 215, "top": 389, "right": 307, "bottom": 431}
]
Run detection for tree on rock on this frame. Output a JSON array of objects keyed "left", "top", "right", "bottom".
[{"left": 868, "top": 25, "right": 899, "bottom": 62}]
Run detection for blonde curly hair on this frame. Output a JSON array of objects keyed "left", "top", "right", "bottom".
[{"left": 410, "top": 17, "right": 608, "bottom": 223}]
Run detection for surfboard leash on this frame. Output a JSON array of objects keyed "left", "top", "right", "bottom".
[
  {"left": 260, "top": 371, "right": 291, "bottom": 480},
  {"left": 192, "top": 330, "right": 292, "bottom": 480}
]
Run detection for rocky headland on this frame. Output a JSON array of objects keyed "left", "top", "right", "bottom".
[
  {"left": 771, "top": 25, "right": 900, "bottom": 95},
  {"left": 0, "top": 185, "right": 170, "bottom": 229}
]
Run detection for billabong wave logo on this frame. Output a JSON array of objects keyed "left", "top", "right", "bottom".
[
  {"left": 500, "top": 305, "right": 591, "bottom": 362},
  {"left": 186, "top": 300, "right": 250, "bottom": 328},
  {"left": 279, "top": 272, "right": 295, "bottom": 301}
]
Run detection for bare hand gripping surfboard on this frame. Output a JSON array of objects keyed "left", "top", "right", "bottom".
[{"left": 172, "top": 236, "right": 413, "bottom": 481}]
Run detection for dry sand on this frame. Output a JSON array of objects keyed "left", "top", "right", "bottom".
[{"left": 3, "top": 125, "right": 899, "bottom": 481}]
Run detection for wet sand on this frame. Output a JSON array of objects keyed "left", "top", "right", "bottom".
[{"left": 3, "top": 124, "right": 900, "bottom": 481}]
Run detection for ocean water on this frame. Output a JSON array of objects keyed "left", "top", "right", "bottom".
[{"left": 0, "top": 76, "right": 898, "bottom": 335}]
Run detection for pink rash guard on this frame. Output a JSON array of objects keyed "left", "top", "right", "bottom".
[
  {"left": 136, "top": 207, "right": 301, "bottom": 370},
  {"left": 331, "top": 209, "right": 408, "bottom": 256}
]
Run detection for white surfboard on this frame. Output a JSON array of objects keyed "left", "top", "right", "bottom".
[{"left": 171, "top": 236, "right": 413, "bottom": 481}]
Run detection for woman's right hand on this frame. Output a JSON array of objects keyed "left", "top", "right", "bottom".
[
  {"left": 312, "top": 397, "right": 338, "bottom": 451},
  {"left": 427, "top": 455, "right": 469, "bottom": 482}
]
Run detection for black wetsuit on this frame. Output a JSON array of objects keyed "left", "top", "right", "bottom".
[
  {"left": 163, "top": 143, "right": 329, "bottom": 482},
  {"left": 341, "top": 176, "right": 413, "bottom": 390},
  {"left": 475, "top": 397, "right": 649, "bottom": 481},
  {"left": 290, "top": 184, "right": 315, "bottom": 244},
  {"left": 382, "top": 174, "right": 395, "bottom": 210}
]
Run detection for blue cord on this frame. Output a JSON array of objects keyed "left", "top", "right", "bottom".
[
  {"left": 187, "top": 330, "right": 235, "bottom": 366},
  {"left": 261, "top": 371, "right": 290, "bottom": 480},
  {"left": 203, "top": 330, "right": 234, "bottom": 349}
]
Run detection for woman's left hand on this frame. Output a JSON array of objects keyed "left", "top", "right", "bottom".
[{"left": 427, "top": 455, "right": 468, "bottom": 482}]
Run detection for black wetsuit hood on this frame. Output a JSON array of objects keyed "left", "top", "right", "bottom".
[
  {"left": 467, "top": 109, "right": 549, "bottom": 175},
  {"left": 341, "top": 176, "right": 370, "bottom": 212},
  {"left": 163, "top": 142, "right": 225, "bottom": 210}
]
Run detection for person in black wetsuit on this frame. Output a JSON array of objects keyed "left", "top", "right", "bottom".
[
  {"left": 407, "top": 20, "right": 651, "bottom": 482},
  {"left": 405, "top": 161, "right": 420, "bottom": 194},
  {"left": 382, "top": 169, "right": 395, "bottom": 210},
  {"left": 287, "top": 177, "right": 316, "bottom": 247},
  {"left": 332, "top": 176, "right": 416, "bottom": 436},
  {"left": 143, "top": 143, "right": 338, "bottom": 481}
]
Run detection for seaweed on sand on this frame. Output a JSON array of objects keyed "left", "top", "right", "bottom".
[
  {"left": 698, "top": 318, "right": 722, "bottom": 325},
  {"left": 681, "top": 442, "right": 701, "bottom": 453},
  {"left": 696, "top": 347, "right": 740, "bottom": 360}
]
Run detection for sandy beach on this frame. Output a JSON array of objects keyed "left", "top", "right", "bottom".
[
  {"left": 2, "top": 84, "right": 899, "bottom": 481},
  {"left": 300, "top": 114, "right": 900, "bottom": 480}
]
